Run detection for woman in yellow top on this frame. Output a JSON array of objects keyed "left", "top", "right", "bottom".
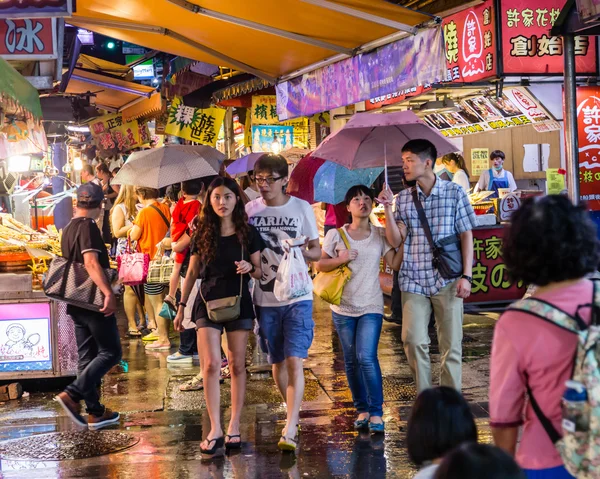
[{"left": 129, "top": 187, "right": 171, "bottom": 350}]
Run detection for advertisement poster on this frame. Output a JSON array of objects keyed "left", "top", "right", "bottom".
[
  {"left": 251, "top": 95, "right": 279, "bottom": 125},
  {"left": 574, "top": 86, "right": 600, "bottom": 210},
  {"left": 443, "top": 0, "right": 496, "bottom": 83},
  {"left": 89, "top": 113, "right": 142, "bottom": 156},
  {"left": 0, "top": 18, "right": 56, "bottom": 60},
  {"left": 576, "top": 0, "right": 600, "bottom": 24},
  {"left": 251, "top": 125, "right": 293, "bottom": 153},
  {"left": 0, "top": 303, "right": 52, "bottom": 372},
  {"left": 471, "top": 148, "right": 490, "bottom": 176},
  {"left": 165, "top": 97, "right": 225, "bottom": 146},
  {"left": 0, "top": 0, "right": 73, "bottom": 18},
  {"left": 425, "top": 87, "right": 555, "bottom": 138},
  {"left": 276, "top": 28, "right": 445, "bottom": 120},
  {"left": 500, "top": 0, "right": 597, "bottom": 75},
  {"left": 546, "top": 168, "right": 566, "bottom": 195}
]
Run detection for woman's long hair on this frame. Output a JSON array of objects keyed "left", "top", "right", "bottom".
[
  {"left": 110, "top": 184, "right": 137, "bottom": 235},
  {"left": 443, "top": 152, "right": 470, "bottom": 178},
  {"left": 193, "top": 177, "right": 250, "bottom": 265}
]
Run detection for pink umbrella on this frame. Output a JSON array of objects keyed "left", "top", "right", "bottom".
[
  {"left": 287, "top": 153, "right": 324, "bottom": 204},
  {"left": 312, "top": 110, "right": 459, "bottom": 169}
]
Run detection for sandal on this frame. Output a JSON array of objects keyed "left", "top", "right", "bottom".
[
  {"left": 128, "top": 329, "right": 142, "bottom": 337},
  {"left": 179, "top": 375, "right": 225, "bottom": 392},
  {"left": 225, "top": 434, "right": 242, "bottom": 449},
  {"left": 200, "top": 436, "right": 225, "bottom": 460},
  {"left": 278, "top": 431, "right": 299, "bottom": 452}
]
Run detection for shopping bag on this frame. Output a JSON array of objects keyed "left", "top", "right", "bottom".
[
  {"left": 117, "top": 240, "right": 149, "bottom": 286},
  {"left": 274, "top": 240, "right": 313, "bottom": 301}
]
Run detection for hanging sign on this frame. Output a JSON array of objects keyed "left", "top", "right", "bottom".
[
  {"left": 471, "top": 148, "right": 490, "bottom": 176},
  {"left": 500, "top": 0, "right": 597, "bottom": 75},
  {"left": 251, "top": 125, "right": 293, "bottom": 153},
  {"left": 0, "top": 18, "right": 56, "bottom": 59},
  {"left": 276, "top": 28, "right": 446, "bottom": 120},
  {"left": 165, "top": 97, "right": 225, "bottom": 146},
  {"left": 251, "top": 95, "right": 278, "bottom": 125},
  {"left": 573, "top": 86, "right": 600, "bottom": 210},
  {"left": 0, "top": 0, "right": 73, "bottom": 18},
  {"left": 443, "top": 0, "right": 496, "bottom": 83},
  {"left": 425, "top": 87, "right": 555, "bottom": 138},
  {"left": 89, "top": 113, "right": 141, "bottom": 156}
]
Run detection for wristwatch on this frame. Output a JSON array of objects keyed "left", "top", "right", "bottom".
[
  {"left": 178, "top": 302, "right": 187, "bottom": 309},
  {"left": 249, "top": 264, "right": 256, "bottom": 274},
  {"left": 461, "top": 274, "right": 473, "bottom": 284}
]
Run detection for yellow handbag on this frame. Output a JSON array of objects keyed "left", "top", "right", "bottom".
[{"left": 313, "top": 228, "right": 352, "bottom": 306}]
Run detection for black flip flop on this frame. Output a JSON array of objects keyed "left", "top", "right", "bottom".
[{"left": 225, "top": 434, "right": 242, "bottom": 449}]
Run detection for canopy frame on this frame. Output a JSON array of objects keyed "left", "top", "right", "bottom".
[
  {"left": 72, "top": 16, "right": 277, "bottom": 83},
  {"left": 167, "top": 0, "right": 354, "bottom": 55}
]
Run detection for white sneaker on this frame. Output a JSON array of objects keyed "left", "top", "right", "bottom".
[{"left": 167, "top": 352, "right": 193, "bottom": 363}]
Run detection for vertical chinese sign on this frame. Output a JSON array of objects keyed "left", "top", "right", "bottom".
[
  {"left": 164, "top": 97, "right": 225, "bottom": 146},
  {"left": 443, "top": 0, "right": 496, "bottom": 83},
  {"left": 251, "top": 95, "right": 278, "bottom": 125},
  {"left": 500, "top": 0, "right": 597, "bottom": 75},
  {"left": 575, "top": 86, "right": 600, "bottom": 210}
]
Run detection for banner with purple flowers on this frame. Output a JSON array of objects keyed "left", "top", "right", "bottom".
[{"left": 276, "top": 27, "right": 446, "bottom": 120}]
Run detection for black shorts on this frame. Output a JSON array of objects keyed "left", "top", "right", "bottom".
[{"left": 195, "top": 316, "right": 253, "bottom": 333}]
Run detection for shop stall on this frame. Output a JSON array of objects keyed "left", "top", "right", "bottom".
[{"left": 0, "top": 59, "right": 78, "bottom": 379}]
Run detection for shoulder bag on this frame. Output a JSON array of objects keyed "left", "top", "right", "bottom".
[
  {"left": 313, "top": 228, "right": 353, "bottom": 305},
  {"left": 200, "top": 244, "right": 244, "bottom": 323},
  {"left": 411, "top": 188, "right": 463, "bottom": 280},
  {"left": 43, "top": 221, "right": 117, "bottom": 311}
]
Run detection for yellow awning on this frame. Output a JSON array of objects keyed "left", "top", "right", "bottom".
[
  {"left": 66, "top": 68, "right": 158, "bottom": 113},
  {"left": 76, "top": 54, "right": 133, "bottom": 81},
  {"left": 70, "top": 0, "right": 431, "bottom": 82}
]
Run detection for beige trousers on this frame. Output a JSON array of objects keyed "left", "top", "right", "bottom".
[{"left": 401, "top": 280, "right": 463, "bottom": 392}]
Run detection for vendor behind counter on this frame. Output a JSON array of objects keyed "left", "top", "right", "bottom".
[{"left": 473, "top": 150, "right": 517, "bottom": 198}]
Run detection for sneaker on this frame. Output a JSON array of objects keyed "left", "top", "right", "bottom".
[
  {"left": 88, "top": 408, "right": 120, "bottom": 430},
  {"left": 54, "top": 391, "right": 86, "bottom": 427},
  {"left": 142, "top": 329, "right": 159, "bottom": 342},
  {"left": 193, "top": 354, "right": 199, "bottom": 360},
  {"left": 167, "top": 351, "right": 193, "bottom": 363}
]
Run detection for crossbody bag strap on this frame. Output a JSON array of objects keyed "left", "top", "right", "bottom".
[
  {"left": 526, "top": 382, "right": 562, "bottom": 444},
  {"left": 411, "top": 188, "right": 437, "bottom": 254},
  {"left": 239, "top": 242, "right": 244, "bottom": 296},
  {"left": 149, "top": 203, "right": 170, "bottom": 229}
]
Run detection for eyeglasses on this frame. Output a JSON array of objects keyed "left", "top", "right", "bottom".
[{"left": 255, "top": 176, "right": 283, "bottom": 185}]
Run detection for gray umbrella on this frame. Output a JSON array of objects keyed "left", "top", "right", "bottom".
[{"left": 112, "top": 145, "right": 225, "bottom": 188}]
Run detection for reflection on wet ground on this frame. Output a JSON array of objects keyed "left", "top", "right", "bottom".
[{"left": 0, "top": 298, "right": 497, "bottom": 478}]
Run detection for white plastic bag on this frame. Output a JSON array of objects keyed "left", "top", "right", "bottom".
[{"left": 274, "top": 239, "right": 313, "bottom": 301}]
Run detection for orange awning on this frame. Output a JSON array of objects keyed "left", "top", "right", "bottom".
[
  {"left": 69, "top": 0, "right": 432, "bottom": 82},
  {"left": 65, "top": 68, "right": 158, "bottom": 115}
]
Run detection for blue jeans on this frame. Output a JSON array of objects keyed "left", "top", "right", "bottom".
[
  {"left": 332, "top": 312, "right": 384, "bottom": 417},
  {"left": 524, "top": 466, "right": 574, "bottom": 479}
]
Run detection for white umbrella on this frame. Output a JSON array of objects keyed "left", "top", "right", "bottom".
[{"left": 112, "top": 145, "right": 225, "bottom": 188}]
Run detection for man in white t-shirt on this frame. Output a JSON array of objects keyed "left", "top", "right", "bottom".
[{"left": 246, "top": 154, "right": 321, "bottom": 452}]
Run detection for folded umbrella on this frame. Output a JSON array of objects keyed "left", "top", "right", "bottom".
[
  {"left": 312, "top": 110, "right": 459, "bottom": 169},
  {"left": 287, "top": 153, "right": 324, "bottom": 204},
  {"left": 112, "top": 145, "right": 224, "bottom": 188},
  {"left": 313, "top": 162, "right": 383, "bottom": 205}
]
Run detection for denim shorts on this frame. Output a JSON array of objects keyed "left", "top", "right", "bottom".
[{"left": 256, "top": 301, "right": 314, "bottom": 364}]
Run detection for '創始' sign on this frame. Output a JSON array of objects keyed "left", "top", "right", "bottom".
[
  {"left": 574, "top": 86, "right": 600, "bottom": 210},
  {"left": 0, "top": 18, "right": 56, "bottom": 59},
  {"left": 500, "top": 0, "right": 597, "bottom": 75}
]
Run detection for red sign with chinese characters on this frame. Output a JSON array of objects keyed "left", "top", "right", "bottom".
[
  {"left": 0, "top": 18, "right": 55, "bottom": 59},
  {"left": 366, "top": 1, "right": 496, "bottom": 110},
  {"left": 574, "top": 86, "right": 600, "bottom": 211},
  {"left": 443, "top": 0, "right": 497, "bottom": 83},
  {"left": 500, "top": 0, "right": 597, "bottom": 75},
  {"left": 467, "top": 226, "right": 526, "bottom": 303}
]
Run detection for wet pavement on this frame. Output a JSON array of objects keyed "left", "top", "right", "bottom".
[{"left": 0, "top": 298, "right": 498, "bottom": 478}]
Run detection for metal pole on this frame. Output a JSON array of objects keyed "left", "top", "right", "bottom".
[{"left": 563, "top": 34, "right": 579, "bottom": 204}]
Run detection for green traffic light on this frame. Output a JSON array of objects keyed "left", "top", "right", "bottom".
[{"left": 107, "top": 41, "right": 115, "bottom": 49}]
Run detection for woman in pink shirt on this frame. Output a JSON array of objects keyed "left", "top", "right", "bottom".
[{"left": 490, "top": 195, "right": 600, "bottom": 479}]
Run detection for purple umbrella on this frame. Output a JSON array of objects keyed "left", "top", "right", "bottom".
[
  {"left": 312, "top": 110, "right": 459, "bottom": 169},
  {"left": 225, "top": 152, "right": 265, "bottom": 178}
]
